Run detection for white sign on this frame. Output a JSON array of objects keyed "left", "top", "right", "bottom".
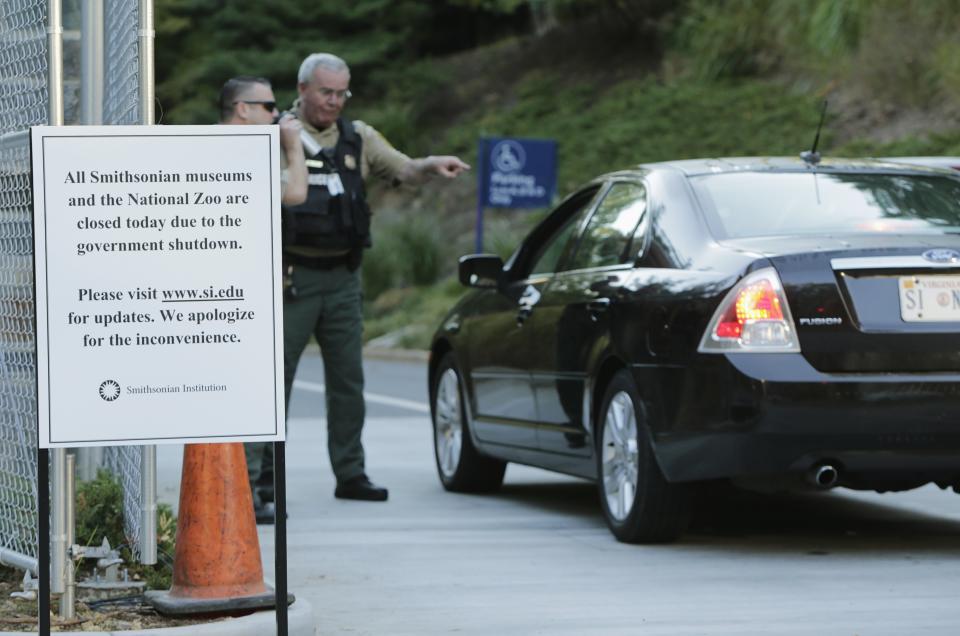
[{"left": 31, "top": 125, "right": 285, "bottom": 447}]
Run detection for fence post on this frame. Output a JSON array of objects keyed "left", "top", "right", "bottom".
[
  {"left": 138, "top": 0, "right": 154, "bottom": 127},
  {"left": 50, "top": 451, "right": 66, "bottom": 598},
  {"left": 140, "top": 448, "right": 157, "bottom": 564},
  {"left": 137, "top": 0, "right": 159, "bottom": 567},
  {"left": 47, "top": 2, "right": 67, "bottom": 623},
  {"left": 60, "top": 454, "right": 76, "bottom": 619},
  {"left": 80, "top": 0, "right": 104, "bottom": 125}
]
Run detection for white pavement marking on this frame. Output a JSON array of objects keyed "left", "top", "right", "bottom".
[{"left": 293, "top": 379, "right": 431, "bottom": 414}]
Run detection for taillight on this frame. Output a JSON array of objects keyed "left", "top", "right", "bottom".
[{"left": 698, "top": 268, "right": 800, "bottom": 353}]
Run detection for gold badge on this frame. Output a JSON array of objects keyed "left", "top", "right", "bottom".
[{"left": 344, "top": 154, "right": 357, "bottom": 170}]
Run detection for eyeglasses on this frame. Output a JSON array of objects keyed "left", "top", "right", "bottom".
[
  {"left": 234, "top": 100, "right": 277, "bottom": 112},
  {"left": 317, "top": 88, "right": 352, "bottom": 101}
]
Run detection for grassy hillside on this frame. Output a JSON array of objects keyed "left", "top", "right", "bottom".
[{"left": 347, "top": 15, "right": 960, "bottom": 349}]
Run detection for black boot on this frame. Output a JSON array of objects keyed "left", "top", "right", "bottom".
[{"left": 334, "top": 474, "right": 388, "bottom": 501}]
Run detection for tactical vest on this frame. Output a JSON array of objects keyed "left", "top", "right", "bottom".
[{"left": 281, "top": 118, "right": 372, "bottom": 254}]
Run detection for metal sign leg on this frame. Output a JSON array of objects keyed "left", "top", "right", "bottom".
[
  {"left": 38, "top": 448, "right": 50, "bottom": 636},
  {"left": 274, "top": 441, "right": 288, "bottom": 635}
]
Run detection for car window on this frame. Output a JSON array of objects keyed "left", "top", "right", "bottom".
[
  {"left": 563, "top": 182, "right": 647, "bottom": 271},
  {"left": 527, "top": 188, "right": 599, "bottom": 277},
  {"left": 692, "top": 171, "right": 960, "bottom": 238}
]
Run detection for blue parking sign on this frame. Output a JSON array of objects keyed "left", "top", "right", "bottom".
[{"left": 478, "top": 137, "right": 557, "bottom": 208}]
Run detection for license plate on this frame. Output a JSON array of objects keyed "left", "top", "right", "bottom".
[{"left": 899, "top": 275, "right": 960, "bottom": 321}]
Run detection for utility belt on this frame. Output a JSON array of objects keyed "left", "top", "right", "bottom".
[
  {"left": 282, "top": 250, "right": 360, "bottom": 301},
  {"left": 283, "top": 251, "right": 354, "bottom": 270}
]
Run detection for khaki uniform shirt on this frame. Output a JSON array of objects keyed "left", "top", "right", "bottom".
[
  {"left": 302, "top": 122, "right": 411, "bottom": 182},
  {"left": 283, "top": 105, "right": 413, "bottom": 257}
]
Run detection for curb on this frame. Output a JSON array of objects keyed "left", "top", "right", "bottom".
[{"left": 1, "top": 596, "right": 316, "bottom": 636}]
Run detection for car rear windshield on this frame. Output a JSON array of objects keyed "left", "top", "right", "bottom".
[{"left": 690, "top": 171, "right": 960, "bottom": 238}]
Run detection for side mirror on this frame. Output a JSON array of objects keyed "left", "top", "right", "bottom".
[{"left": 458, "top": 254, "right": 504, "bottom": 289}]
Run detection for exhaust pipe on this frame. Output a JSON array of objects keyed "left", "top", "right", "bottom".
[{"left": 807, "top": 463, "right": 839, "bottom": 489}]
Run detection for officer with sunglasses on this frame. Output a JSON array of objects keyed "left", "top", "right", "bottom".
[
  {"left": 219, "top": 76, "right": 308, "bottom": 523},
  {"left": 219, "top": 75, "right": 308, "bottom": 207},
  {"left": 258, "top": 52, "right": 469, "bottom": 505}
]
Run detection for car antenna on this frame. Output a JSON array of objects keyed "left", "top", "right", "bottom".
[{"left": 800, "top": 99, "right": 828, "bottom": 166}]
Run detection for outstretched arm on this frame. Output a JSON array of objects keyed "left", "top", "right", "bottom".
[{"left": 397, "top": 155, "right": 471, "bottom": 185}]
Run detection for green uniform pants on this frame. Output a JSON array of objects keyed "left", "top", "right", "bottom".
[{"left": 246, "top": 264, "right": 366, "bottom": 500}]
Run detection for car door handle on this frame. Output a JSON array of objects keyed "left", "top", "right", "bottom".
[{"left": 587, "top": 298, "right": 611, "bottom": 313}]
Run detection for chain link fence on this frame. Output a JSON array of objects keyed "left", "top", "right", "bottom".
[
  {"left": 0, "top": 0, "right": 147, "bottom": 572},
  {"left": 0, "top": 2, "right": 46, "bottom": 137},
  {"left": 100, "top": 0, "right": 145, "bottom": 562},
  {"left": 103, "top": 447, "right": 145, "bottom": 560},
  {"left": 0, "top": 0, "right": 47, "bottom": 570},
  {"left": 103, "top": 0, "right": 139, "bottom": 126}
]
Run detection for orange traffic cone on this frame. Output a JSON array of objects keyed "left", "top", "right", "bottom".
[{"left": 146, "top": 442, "right": 290, "bottom": 614}]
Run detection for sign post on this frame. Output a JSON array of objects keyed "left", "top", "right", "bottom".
[
  {"left": 476, "top": 137, "right": 557, "bottom": 252},
  {"left": 31, "top": 125, "right": 288, "bottom": 632}
]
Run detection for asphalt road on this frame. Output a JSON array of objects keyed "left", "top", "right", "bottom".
[{"left": 158, "top": 352, "right": 960, "bottom": 635}]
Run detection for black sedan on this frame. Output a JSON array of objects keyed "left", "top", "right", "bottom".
[{"left": 428, "top": 156, "right": 960, "bottom": 543}]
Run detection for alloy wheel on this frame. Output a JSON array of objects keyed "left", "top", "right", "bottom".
[
  {"left": 434, "top": 368, "right": 463, "bottom": 478},
  {"left": 601, "top": 391, "right": 640, "bottom": 522}
]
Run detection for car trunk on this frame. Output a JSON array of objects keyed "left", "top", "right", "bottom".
[{"left": 722, "top": 235, "right": 960, "bottom": 372}]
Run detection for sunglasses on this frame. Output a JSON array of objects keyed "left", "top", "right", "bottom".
[{"left": 234, "top": 100, "right": 277, "bottom": 112}]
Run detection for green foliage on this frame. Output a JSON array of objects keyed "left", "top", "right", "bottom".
[
  {"left": 671, "top": 0, "right": 775, "bottom": 79},
  {"left": 141, "top": 502, "right": 177, "bottom": 591},
  {"left": 933, "top": 39, "right": 960, "bottom": 102},
  {"left": 361, "top": 241, "right": 399, "bottom": 303},
  {"left": 447, "top": 0, "right": 527, "bottom": 12},
  {"left": 355, "top": 61, "right": 451, "bottom": 154},
  {"left": 364, "top": 276, "right": 467, "bottom": 349},
  {"left": 441, "top": 71, "right": 825, "bottom": 194},
  {"left": 836, "top": 130, "right": 960, "bottom": 158},
  {"left": 483, "top": 208, "right": 547, "bottom": 260},
  {"left": 75, "top": 469, "right": 126, "bottom": 550},
  {"left": 362, "top": 215, "right": 445, "bottom": 300},
  {"left": 804, "top": 0, "right": 866, "bottom": 57},
  {"left": 155, "top": 0, "right": 437, "bottom": 123},
  {"left": 75, "top": 469, "right": 176, "bottom": 590},
  {"left": 669, "top": 0, "right": 873, "bottom": 80},
  {"left": 667, "top": 0, "right": 960, "bottom": 107},
  {"left": 398, "top": 217, "right": 444, "bottom": 286},
  {"left": 848, "top": 3, "right": 930, "bottom": 106}
]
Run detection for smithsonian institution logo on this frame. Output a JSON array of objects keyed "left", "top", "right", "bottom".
[
  {"left": 98, "top": 380, "right": 229, "bottom": 401},
  {"left": 98, "top": 380, "right": 121, "bottom": 402}
]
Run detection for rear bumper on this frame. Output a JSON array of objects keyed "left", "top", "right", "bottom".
[{"left": 638, "top": 353, "right": 960, "bottom": 483}]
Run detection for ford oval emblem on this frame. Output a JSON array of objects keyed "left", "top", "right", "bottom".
[{"left": 922, "top": 248, "right": 960, "bottom": 264}]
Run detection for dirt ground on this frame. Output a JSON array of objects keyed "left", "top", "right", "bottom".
[{"left": 0, "top": 567, "right": 217, "bottom": 633}]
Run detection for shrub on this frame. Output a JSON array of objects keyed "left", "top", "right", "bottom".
[
  {"left": 933, "top": 39, "right": 960, "bottom": 102},
  {"left": 75, "top": 469, "right": 176, "bottom": 590},
  {"left": 394, "top": 216, "right": 444, "bottom": 285},
  {"left": 362, "top": 237, "right": 400, "bottom": 301},
  {"left": 363, "top": 215, "right": 444, "bottom": 301},
  {"left": 75, "top": 469, "right": 126, "bottom": 551}
]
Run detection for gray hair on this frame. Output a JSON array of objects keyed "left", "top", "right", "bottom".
[{"left": 298, "top": 53, "right": 350, "bottom": 84}]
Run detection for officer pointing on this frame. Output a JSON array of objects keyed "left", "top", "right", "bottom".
[{"left": 245, "top": 53, "right": 469, "bottom": 511}]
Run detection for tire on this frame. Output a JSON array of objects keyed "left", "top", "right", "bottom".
[
  {"left": 431, "top": 353, "right": 506, "bottom": 492},
  {"left": 596, "top": 369, "right": 691, "bottom": 543}
]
